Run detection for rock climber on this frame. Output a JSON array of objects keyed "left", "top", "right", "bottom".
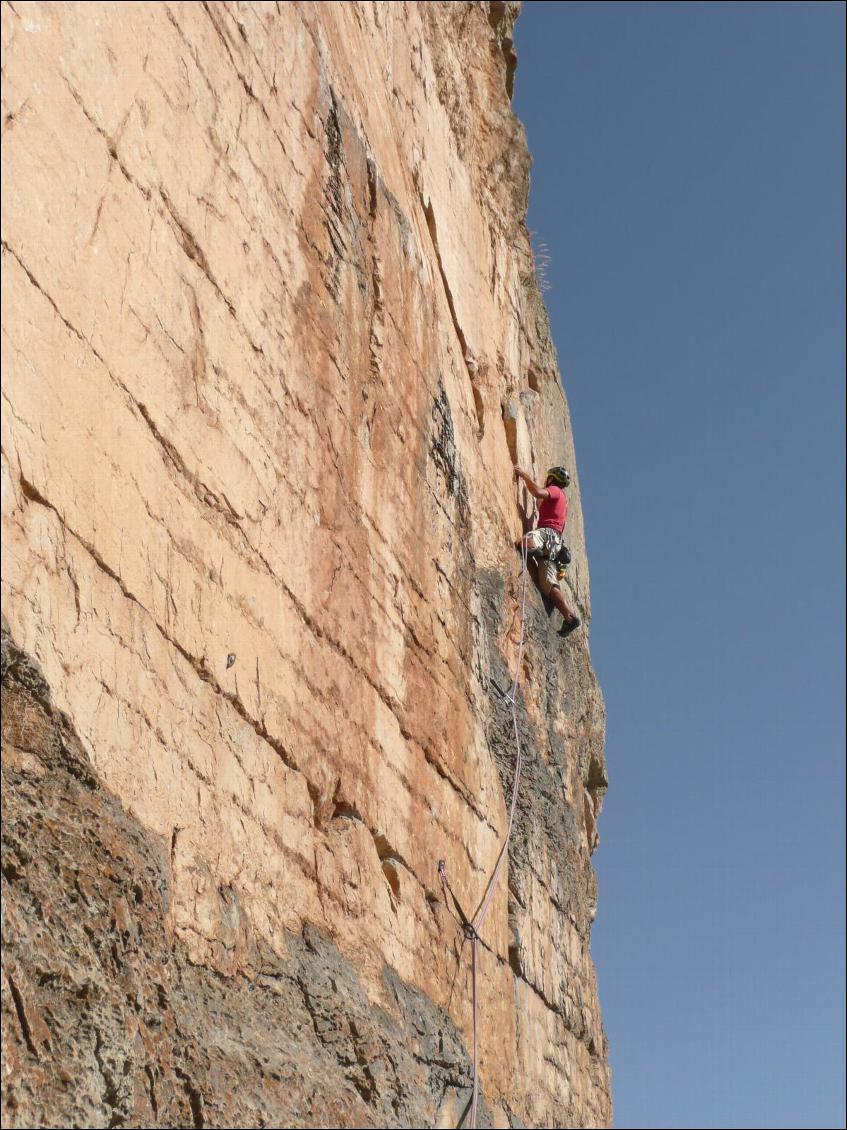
[{"left": 513, "top": 464, "right": 581, "bottom": 638}]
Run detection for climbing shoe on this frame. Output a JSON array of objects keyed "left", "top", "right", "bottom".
[{"left": 558, "top": 615, "right": 580, "bottom": 639}]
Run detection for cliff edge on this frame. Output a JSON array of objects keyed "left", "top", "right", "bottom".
[{"left": 1, "top": 3, "right": 610, "bottom": 1126}]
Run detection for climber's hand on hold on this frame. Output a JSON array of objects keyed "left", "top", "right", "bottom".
[{"left": 513, "top": 466, "right": 548, "bottom": 502}]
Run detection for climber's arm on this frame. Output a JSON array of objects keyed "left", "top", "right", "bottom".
[{"left": 513, "top": 465, "right": 550, "bottom": 502}]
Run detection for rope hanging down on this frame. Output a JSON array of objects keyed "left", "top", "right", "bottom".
[{"left": 438, "top": 533, "right": 530, "bottom": 1129}]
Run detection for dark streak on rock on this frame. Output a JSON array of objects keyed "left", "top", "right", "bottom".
[{"left": 0, "top": 623, "right": 489, "bottom": 1128}]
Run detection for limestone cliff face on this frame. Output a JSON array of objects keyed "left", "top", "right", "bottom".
[{"left": 1, "top": 3, "right": 610, "bottom": 1127}]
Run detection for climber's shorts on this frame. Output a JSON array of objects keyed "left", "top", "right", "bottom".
[{"left": 523, "top": 528, "right": 564, "bottom": 596}]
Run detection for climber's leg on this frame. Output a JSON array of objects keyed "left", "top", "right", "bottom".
[
  {"left": 536, "top": 558, "right": 581, "bottom": 637},
  {"left": 551, "top": 586, "right": 581, "bottom": 637}
]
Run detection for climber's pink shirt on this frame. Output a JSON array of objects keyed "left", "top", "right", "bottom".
[{"left": 537, "top": 484, "right": 567, "bottom": 532}]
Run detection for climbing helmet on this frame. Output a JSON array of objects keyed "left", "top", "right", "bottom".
[{"left": 545, "top": 466, "right": 571, "bottom": 489}]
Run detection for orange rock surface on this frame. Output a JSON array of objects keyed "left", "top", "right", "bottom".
[{"left": 2, "top": 3, "right": 610, "bottom": 1125}]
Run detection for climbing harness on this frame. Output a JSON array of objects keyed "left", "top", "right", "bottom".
[
  {"left": 554, "top": 541, "right": 572, "bottom": 569},
  {"left": 438, "top": 534, "right": 530, "bottom": 1129},
  {"left": 524, "top": 527, "right": 571, "bottom": 573}
]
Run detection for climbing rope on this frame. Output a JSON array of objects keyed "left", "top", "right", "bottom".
[{"left": 438, "top": 531, "right": 530, "bottom": 1129}]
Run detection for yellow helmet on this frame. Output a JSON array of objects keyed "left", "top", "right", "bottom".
[{"left": 545, "top": 466, "right": 570, "bottom": 489}]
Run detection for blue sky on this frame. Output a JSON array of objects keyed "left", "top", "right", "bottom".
[{"left": 512, "top": 4, "right": 845, "bottom": 1128}]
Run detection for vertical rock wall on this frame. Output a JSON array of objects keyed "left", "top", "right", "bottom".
[{"left": 1, "top": 2, "right": 610, "bottom": 1126}]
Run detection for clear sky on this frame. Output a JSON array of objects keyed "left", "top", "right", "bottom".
[{"left": 512, "top": 4, "right": 845, "bottom": 1128}]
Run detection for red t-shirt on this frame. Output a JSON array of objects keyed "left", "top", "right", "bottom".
[{"left": 538, "top": 484, "right": 567, "bottom": 532}]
